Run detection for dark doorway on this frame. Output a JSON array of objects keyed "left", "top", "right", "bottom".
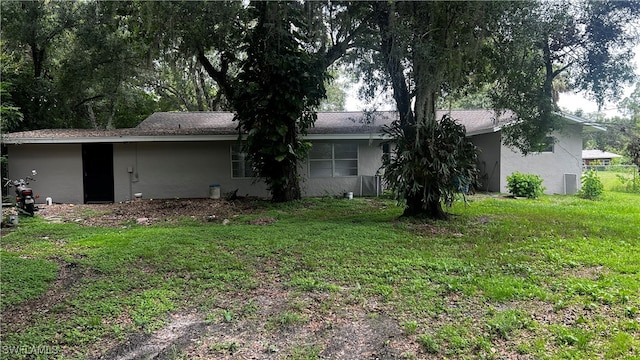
[{"left": 82, "top": 143, "right": 114, "bottom": 203}]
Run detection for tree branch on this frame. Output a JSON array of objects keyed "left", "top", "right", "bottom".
[
  {"left": 196, "top": 47, "right": 234, "bottom": 102},
  {"left": 73, "top": 95, "right": 105, "bottom": 110},
  {"left": 322, "top": 17, "right": 370, "bottom": 66}
]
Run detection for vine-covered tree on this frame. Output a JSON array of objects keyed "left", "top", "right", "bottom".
[
  {"left": 143, "top": 1, "right": 367, "bottom": 202},
  {"left": 231, "top": 2, "right": 329, "bottom": 201},
  {"left": 354, "top": 0, "right": 639, "bottom": 219}
]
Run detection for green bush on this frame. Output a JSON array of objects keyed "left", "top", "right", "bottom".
[
  {"left": 579, "top": 170, "right": 604, "bottom": 199},
  {"left": 615, "top": 170, "right": 640, "bottom": 193},
  {"left": 506, "top": 172, "right": 545, "bottom": 198}
]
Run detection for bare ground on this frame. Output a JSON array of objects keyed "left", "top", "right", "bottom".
[
  {"left": 2, "top": 200, "right": 419, "bottom": 359},
  {"left": 33, "top": 198, "right": 264, "bottom": 228}
]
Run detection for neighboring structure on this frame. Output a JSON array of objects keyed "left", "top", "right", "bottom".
[
  {"left": 582, "top": 149, "right": 623, "bottom": 166},
  {"left": 1, "top": 110, "right": 603, "bottom": 204}
]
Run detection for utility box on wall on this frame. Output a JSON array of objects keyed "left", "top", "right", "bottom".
[{"left": 564, "top": 173, "right": 578, "bottom": 195}]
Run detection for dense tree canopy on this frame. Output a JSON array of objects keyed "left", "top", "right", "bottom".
[
  {"left": 351, "top": 0, "right": 639, "bottom": 218},
  {"left": 1, "top": 0, "right": 639, "bottom": 212},
  {"left": 485, "top": 0, "right": 640, "bottom": 154}
]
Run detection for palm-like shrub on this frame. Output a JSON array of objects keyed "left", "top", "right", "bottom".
[{"left": 382, "top": 114, "right": 478, "bottom": 219}]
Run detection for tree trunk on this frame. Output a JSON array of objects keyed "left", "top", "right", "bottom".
[
  {"left": 376, "top": 2, "right": 449, "bottom": 220},
  {"left": 86, "top": 103, "right": 98, "bottom": 129},
  {"left": 270, "top": 121, "right": 302, "bottom": 202},
  {"left": 271, "top": 160, "right": 302, "bottom": 202},
  {"left": 376, "top": 2, "right": 413, "bottom": 128},
  {"left": 403, "top": 193, "right": 448, "bottom": 220}
]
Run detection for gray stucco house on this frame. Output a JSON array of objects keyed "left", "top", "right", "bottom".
[{"left": 1, "top": 110, "right": 602, "bottom": 204}]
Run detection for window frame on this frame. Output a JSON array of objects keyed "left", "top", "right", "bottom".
[
  {"left": 308, "top": 143, "right": 359, "bottom": 178},
  {"left": 230, "top": 144, "right": 254, "bottom": 179}
]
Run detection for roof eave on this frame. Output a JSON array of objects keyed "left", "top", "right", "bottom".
[
  {"left": 466, "top": 126, "right": 502, "bottom": 137},
  {"left": 556, "top": 112, "right": 607, "bottom": 131},
  {"left": 2, "top": 133, "right": 388, "bottom": 145},
  {"left": 2, "top": 134, "right": 239, "bottom": 144}
]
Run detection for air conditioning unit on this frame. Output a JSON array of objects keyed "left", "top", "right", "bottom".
[{"left": 564, "top": 173, "right": 578, "bottom": 195}]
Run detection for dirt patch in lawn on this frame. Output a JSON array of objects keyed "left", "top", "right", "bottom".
[
  {"left": 34, "top": 198, "right": 265, "bottom": 228},
  {"left": 90, "top": 290, "right": 409, "bottom": 360},
  {"left": 1, "top": 257, "right": 90, "bottom": 330}
]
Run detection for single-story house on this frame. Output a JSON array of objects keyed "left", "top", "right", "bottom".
[
  {"left": 582, "top": 149, "right": 623, "bottom": 166},
  {"left": 1, "top": 110, "right": 603, "bottom": 204}
]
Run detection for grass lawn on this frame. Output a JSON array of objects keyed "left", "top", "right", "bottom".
[
  {"left": 592, "top": 167, "right": 640, "bottom": 193},
  {"left": 1, "top": 191, "right": 639, "bottom": 359}
]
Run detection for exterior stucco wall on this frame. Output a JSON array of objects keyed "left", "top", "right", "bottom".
[
  {"left": 5, "top": 127, "right": 582, "bottom": 203},
  {"left": 112, "top": 141, "right": 270, "bottom": 202},
  {"left": 499, "top": 125, "right": 583, "bottom": 194},
  {"left": 110, "top": 139, "right": 384, "bottom": 202},
  {"left": 470, "top": 132, "right": 501, "bottom": 192},
  {"left": 5, "top": 139, "right": 385, "bottom": 203},
  {"left": 6, "top": 144, "right": 84, "bottom": 203}
]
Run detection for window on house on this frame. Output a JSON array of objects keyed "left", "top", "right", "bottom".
[
  {"left": 309, "top": 143, "right": 358, "bottom": 178},
  {"left": 231, "top": 144, "right": 254, "bottom": 178},
  {"left": 537, "top": 137, "right": 555, "bottom": 153}
]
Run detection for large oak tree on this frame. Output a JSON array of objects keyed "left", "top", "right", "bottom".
[{"left": 357, "top": 0, "right": 639, "bottom": 219}]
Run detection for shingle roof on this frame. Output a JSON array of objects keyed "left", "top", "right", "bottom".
[
  {"left": 137, "top": 111, "right": 399, "bottom": 134},
  {"left": 0, "top": 110, "right": 515, "bottom": 144}
]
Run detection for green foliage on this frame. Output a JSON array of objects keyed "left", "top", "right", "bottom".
[
  {"left": 0, "top": 252, "right": 58, "bottom": 310},
  {"left": 403, "top": 320, "right": 419, "bottom": 335},
  {"left": 383, "top": 114, "right": 478, "bottom": 219},
  {"left": 615, "top": 169, "right": 640, "bottom": 193},
  {"left": 552, "top": 325, "right": 591, "bottom": 349},
  {"left": 506, "top": 172, "right": 545, "bottom": 198},
  {"left": 360, "top": 1, "right": 490, "bottom": 219},
  {"left": 232, "top": 2, "right": 328, "bottom": 202},
  {"left": 209, "top": 341, "right": 239, "bottom": 355},
  {"left": 267, "top": 312, "right": 306, "bottom": 330},
  {"left": 592, "top": 167, "right": 640, "bottom": 193},
  {"left": 486, "top": 309, "right": 533, "bottom": 340},
  {"left": 0, "top": 0, "right": 76, "bottom": 130},
  {"left": 417, "top": 333, "right": 440, "bottom": 354},
  {"left": 0, "top": 1, "right": 161, "bottom": 131},
  {"left": 0, "top": 41, "right": 24, "bottom": 133},
  {"left": 484, "top": 2, "right": 640, "bottom": 154},
  {"left": 319, "top": 69, "right": 347, "bottom": 111},
  {"left": 1, "top": 194, "right": 640, "bottom": 358},
  {"left": 579, "top": 170, "right": 604, "bottom": 199}
]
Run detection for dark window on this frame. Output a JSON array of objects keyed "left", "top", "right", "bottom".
[{"left": 538, "top": 137, "right": 555, "bottom": 153}]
